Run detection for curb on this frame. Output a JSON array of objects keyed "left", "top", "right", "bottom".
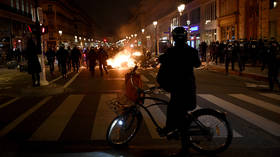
[{"left": 204, "top": 64, "right": 268, "bottom": 82}]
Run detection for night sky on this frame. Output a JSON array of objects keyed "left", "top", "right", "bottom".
[{"left": 71, "top": 0, "right": 141, "bottom": 37}]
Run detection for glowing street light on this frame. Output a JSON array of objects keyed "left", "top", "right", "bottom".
[
  {"left": 79, "top": 37, "right": 82, "bottom": 40},
  {"left": 58, "top": 30, "right": 62, "bottom": 36},
  {"left": 141, "top": 29, "right": 145, "bottom": 34},
  {"left": 153, "top": 21, "right": 158, "bottom": 28},
  {"left": 177, "top": 4, "right": 185, "bottom": 16},
  {"left": 134, "top": 34, "right": 137, "bottom": 37}
]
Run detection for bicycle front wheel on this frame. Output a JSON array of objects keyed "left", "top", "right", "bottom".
[
  {"left": 106, "top": 111, "right": 142, "bottom": 146},
  {"left": 188, "top": 108, "right": 233, "bottom": 154}
]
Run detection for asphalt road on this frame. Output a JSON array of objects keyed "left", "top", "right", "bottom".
[{"left": 0, "top": 67, "right": 279, "bottom": 157}]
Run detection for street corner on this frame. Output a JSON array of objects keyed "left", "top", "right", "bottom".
[{"left": 20, "top": 83, "right": 65, "bottom": 96}]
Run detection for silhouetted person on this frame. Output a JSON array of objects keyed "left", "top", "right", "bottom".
[
  {"left": 98, "top": 46, "right": 108, "bottom": 76},
  {"left": 56, "top": 45, "right": 68, "bottom": 79},
  {"left": 46, "top": 47, "right": 55, "bottom": 75},
  {"left": 157, "top": 27, "right": 201, "bottom": 155},
  {"left": 26, "top": 39, "right": 41, "bottom": 87},
  {"left": 87, "top": 47, "right": 97, "bottom": 76}
]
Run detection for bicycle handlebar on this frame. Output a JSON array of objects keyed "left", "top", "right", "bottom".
[{"left": 129, "top": 65, "right": 166, "bottom": 95}]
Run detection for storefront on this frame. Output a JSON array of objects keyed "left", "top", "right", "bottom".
[
  {"left": 184, "top": 25, "right": 200, "bottom": 49},
  {"left": 204, "top": 29, "right": 217, "bottom": 44}
]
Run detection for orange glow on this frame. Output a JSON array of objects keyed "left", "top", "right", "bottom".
[{"left": 107, "top": 49, "right": 141, "bottom": 69}]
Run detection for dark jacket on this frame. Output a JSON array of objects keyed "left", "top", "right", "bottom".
[
  {"left": 26, "top": 40, "right": 41, "bottom": 74},
  {"left": 158, "top": 45, "right": 201, "bottom": 92}
]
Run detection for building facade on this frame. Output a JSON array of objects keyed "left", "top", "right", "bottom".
[
  {"left": 0, "top": 0, "right": 36, "bottom": 64},
  {"left": 136, "top": 0, "right": 280, "bottom": 54},
  {"left": 38, "top": 0, "right": 95, "bottom": 50}
]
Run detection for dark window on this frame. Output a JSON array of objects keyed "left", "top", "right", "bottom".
[{"left": 190, "top": 7, "right": 200, "bottom": 24}]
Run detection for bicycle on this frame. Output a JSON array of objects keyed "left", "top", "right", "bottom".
[{"left": 106, "top": 65, "right": 233, "bottom": 154}]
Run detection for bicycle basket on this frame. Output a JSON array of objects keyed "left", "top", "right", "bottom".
[
  {"left": 107, "top": 95, "right": 135, "bottom": 115},
  {"left": 125, "top": 72, "right": 143, "bottom": 102}
]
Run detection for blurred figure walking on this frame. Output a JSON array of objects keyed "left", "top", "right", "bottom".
[
  {"left": 88, "top": 47, "right": 98, "bottom": 76},
  {"left": 71, "top": 46, "right": 81, "bottom": 72},
  {"left": 26, "top": 39, "right": 41, "bottom": 87},
  {"left": 46, "top": 46, "right": 56, "bottom": 75},
  {"left": 56, "top": 45, "right": 68, "bottom": 79},
  {"left": 98, "top": 46, "right": 108, "bottom": 76}
]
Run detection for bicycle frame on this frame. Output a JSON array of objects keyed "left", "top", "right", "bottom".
[{"left": 136, "top": 96, "right": 168, "bottom": 130}]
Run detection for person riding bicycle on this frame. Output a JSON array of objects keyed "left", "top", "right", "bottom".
[{"left": 157, "top": 27, "right": 201, "bottom": 153}]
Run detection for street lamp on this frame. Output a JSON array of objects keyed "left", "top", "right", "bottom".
[
  {"left": 177, "top": 4, "right": 185, "bottom": 26},
  {"left": 178, "top": 4, "right": 185, "bottom": 16},
  {"left": 58, "top": 30, "right": 62, "bottom": 36},
  {"left": 141, "top": 29, "right": 145, "bottom": 34},
  {"left": 153, "top": 21, "right": 158, "bottom": 55},
  {"left": 186, "top": 20, "right": 191, "bottom": 42}
]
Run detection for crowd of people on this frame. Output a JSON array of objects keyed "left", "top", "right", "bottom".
[
  {"left": 199, "top": 39, "right": 280, "bottom": 90},
  {"left": 45, "top": 45, "right": 109, "bottom": 79}
]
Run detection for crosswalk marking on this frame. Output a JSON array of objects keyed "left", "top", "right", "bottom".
[
  {"left": 260, "top": 93, "right": 280, "bottom": 101},
  {"left": 91, "top": 94, "right": 117, "bottom": 140},
  {"left": 199, "top": 94, "right": 280, "bottom": 136},
  {"left": 0, "top": 96, "right": 52, "bottom": 137},
  {"left": 140, "top": 75, "right": 149, "bottom": 82},
  {"left": 30, "top": 95, "right": 84, "bottom": 141},
  {"left": 0, "top": 97, "right": 21, "bottom": 109},
  {"left": 140, "top": 97, "right": 166, "bottom": 139},
  {"left": 63, "top": 70, "right": 82, "bottom": 88},
  {"left": 165, "top": 94, "right": 242, "bottom": 137},
  {"left": 229, "top": 94, "right": 280, "bottom": 114},
  {"left": 192, "top": 105, "right": 242, "bottom": 137}
]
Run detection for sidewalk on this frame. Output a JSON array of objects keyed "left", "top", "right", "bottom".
[
  {"left": 0, "top": 64, "right": 66, "bottom": 97},
  {"left": 201, "top": 62, "right": 269, "bottom": 82}
]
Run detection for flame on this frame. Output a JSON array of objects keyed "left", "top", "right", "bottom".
[
  {"left": 132, "top": 51, "right": 142, "bottom": 56},
  {"left": 107, "top": 49, "right": 138, "bottom": 69}
]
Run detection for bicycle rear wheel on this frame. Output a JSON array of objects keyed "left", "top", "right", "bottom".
[
  {"left": 106, "top": 111, "right": 142, "bottom": 146},
  {"left": 188, "top": 108, "right": 233, "bottom": 154}
]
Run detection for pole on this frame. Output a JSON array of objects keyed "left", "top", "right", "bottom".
[
  {"left": 35, "top": 0, "right": 48, "bottom": 86},
  {"left": 155, "top": 27, "right": 158, "bottom": 56}
]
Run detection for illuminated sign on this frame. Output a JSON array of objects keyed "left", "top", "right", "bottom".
[
  {"left": 190, "top": 26, "right": 199, "bottom": 32},
  {"left": 183, "top": 26, "right": 199, "bottom": 32}
]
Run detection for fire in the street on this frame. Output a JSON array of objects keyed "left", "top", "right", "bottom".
[{"left": 107, "top": 49, "right": 142, "bottom": 69}]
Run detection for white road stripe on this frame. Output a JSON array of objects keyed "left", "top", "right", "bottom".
[
  {"left": 0, "top": 97, "right": 21, "bottom": 109},
  {"left": 229, "top": 94, "right": 280, "bottom": 114},
  {"left": 0, "top": 96, "right": 52, "bottom": 137},
  {"left": 165, "top": 94, "right": 242, "bottom": 137},
  {"left": 140, "top": 97, "right": 166, "bottom": 139},
  {"left": 91, "top": 94, "right": 117, "bottom": 140},
  {"left": 140, "top": 75, "right": 149, "bottom": 82},
  {"left": 63, "top": 70, "right": 82, "bottom": 88},
  {"left": 199, "top": 94, "right": 280, "bottom": 136},
  {"left": 30, "top": 95, "right": 84, "bottom": 141},
  {"left": 260, "top": 93, "right": 280, "bottom": 101}
]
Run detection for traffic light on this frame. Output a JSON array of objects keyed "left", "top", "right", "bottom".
[
  {"left": 40, "top": 26, "right": 48, "bottom": 35},
  {"left": 103, "top": 38, "right": 107, "bottom": 42}
]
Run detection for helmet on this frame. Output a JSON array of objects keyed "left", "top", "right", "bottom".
[{"left": 172, "top": 27, "right": 187, "bottom": 43}]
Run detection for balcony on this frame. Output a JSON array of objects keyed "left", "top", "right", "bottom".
[{"left": 0, "top": 3, "right": 32, "bottom": 19}]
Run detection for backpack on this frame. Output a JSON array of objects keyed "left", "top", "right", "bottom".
[{"left": 156, "top": 62, "right": 172, "bottom": 92}]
